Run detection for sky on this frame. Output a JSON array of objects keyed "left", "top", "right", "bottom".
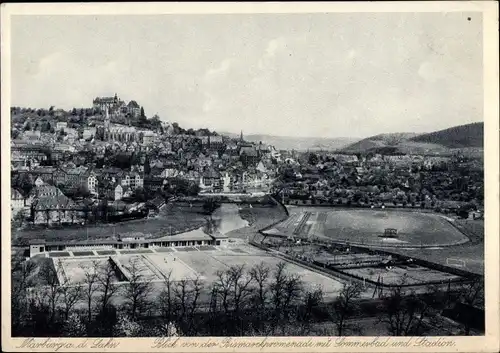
[{"left": 10, "top": 13, "right": 483, "bottom": 138}]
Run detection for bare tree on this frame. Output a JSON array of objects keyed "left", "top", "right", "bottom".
[
  {"left": 11, "top": 255, "right": 37, "bottom": 334},
  {"left": 97, "top": 259, "right": 120, "bottom": 313},
  {"left": 214, "top": 269, "right": 234, "bottom": 315},
  {"left": 248, "top": 262, "right": 271, "bottom": 333},
  {"left": 269, "top": 261, "right": 288, "bottom": 333},
  {"left": 124, "top": 258, "right": 153, "bottom": 319},
  {"left": 186, "top": 276, "right": 203, "bottom": 334},
  {"left": 39, "top": 261, "right": 61, "bottom": 325},
  {"left": 207, "top": 285, "right": 220, "bottom": 335},
  {"left": 172, "top": 276, "right": 203, "bottom": 334},
  {"left": 299, "top": 287, "right": 324, "bottom": 335},
  {"left": 229, "top": 265, "right": 254, "bottom": 317},
  {"left": 331, "top": 282, "right": 363, "bottom": 336},
  {"left": 270, "top": 262, "right": 288, "bottom": 312},
  {"left": 60, "top": 283, "right": 82, "bottom": 321},
  {"left": 379, "top": 276, "right": 432, "bottom": 336},
  {"left": 158, "top": 270, "right": 174, "bottom": 322},
  {"left": 280, "top": 273, "right": 303, "bottom": 334},
  {"left": 249, "top": 262, "right": 270, "bottom": 310},
  {"left": 283, "top": 274, "right": 303, "bottom": 313},
  {"left": 456, "top": 279, "right": 484, "bottom": 335},
  {"left": 81, "top": 260, "right": 100, "bottom": 325},
  {"left": 228, "top": 265, "right": 254, "bottom": 335}
]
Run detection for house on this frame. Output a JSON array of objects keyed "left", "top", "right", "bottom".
[
  {"left": 256, "top": 161, "right": 268, "bottom": 174},
  {"left": 88, "top": 171, "right": 98, "bottom": 194},
  {"left": 161, "top": 166, "right": 181, "bottom": 178},
  {"left": 24, "top": 130, "right": 41, "bottom": 140},
  {"left": 54, "top": 166, "right": 92, "bottom": 193},
  {"left": 127, "top": 100, "right": 141, "bottom": 117},
  {"left": 26, "top": 167, "right": 56, "bottom": 184},
  {"left": 109, "top": 184, "right": 123, "bottom": 201},
  {"left": 26, "top": 183, "right": 60, "bottom": 204},
  {"left": 53, "top": 143, "right": 76, "bottom": 153},
  {"left": 142, "top": 131, "right": 156, "bottom": 145},
  {"left": 144, "top": 176, "right": 166, "bottom": 192},
  {"left": 240, "top": 146, "right": 260, "bottom": 166},
  {"left": 122, "top": 186, "right": 134, "bottom": 198},
  {"left": 199, "top": 136, "right": 210, "bottom": 147},
  {"left": 54, "top": 109, "right": 66, "bottom": 118},
  {"left": 83, "top": 127, "right": 97, "bottom": 140},
  {"left": 221, "top": 172, "right": 232, "bottom": 192},
  {"left": 146, "top": 196, "right": 167, "bottom": 216},
  {"left": 11, "top": 142, "right": 48, "bottom": 168},
  {"left": 11, "top": 188, "right": 25, "bottom": 218},
  {"left": 200, "top": 170, "right": 221, "bottom": 190},
  {"left": 30, "top": 188, "right": 79, "bottom": 225},
  {"left": 56, "top": 122, "right": 68, "bottom": 131},
  {"left": 129, "top": 171, "right": 144, "bottom": 189},
  {"left": 209, "top": 135, "right": 223, "bottom": 149}
]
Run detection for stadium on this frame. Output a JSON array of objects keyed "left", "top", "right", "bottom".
[{"left": 263, "top": 207, "right": 470, "bottom": 248}]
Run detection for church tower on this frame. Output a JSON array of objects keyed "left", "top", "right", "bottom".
[
  {"left": 104, "top": 106, "right": 110, "bottom": 130},
  {"left": 240, "top": 130, "right": 243, "bottom": 142}
]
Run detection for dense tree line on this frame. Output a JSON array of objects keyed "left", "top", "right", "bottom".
[{"left": 11, "top": 253, "right": 483, "bottom": 337}]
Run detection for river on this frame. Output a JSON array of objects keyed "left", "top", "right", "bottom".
[{"left": 211, "top": 203, "right": 249, "bottom": 235}]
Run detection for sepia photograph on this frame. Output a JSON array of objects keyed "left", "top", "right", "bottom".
[{"left": 1, "top": 2, "right": 499, "bottom": 352}]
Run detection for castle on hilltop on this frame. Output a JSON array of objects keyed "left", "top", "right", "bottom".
[{"left": 93, "top": 93, "right": 141, "bottom": 118}]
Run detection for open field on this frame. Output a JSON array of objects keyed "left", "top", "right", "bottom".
[
  {"left": 382, "top": 219, "right": 484, "bottom": 275},
  {"left": 115, "top": 253, "right": 200, "bottom": 282},
  {"left": 387, "top": 243, "right": 484, "bottom": 275},
  {"left": 270, "top": 207, "right": 470, "bottom": 248},
  {"left": 343, "top": 265, "right": 462, "bottom": 286},
  {"left": 174, "top": 245, "right": 345, "bottom": 297}
]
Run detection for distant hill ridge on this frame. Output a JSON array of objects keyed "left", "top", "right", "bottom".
[
  {"left": 340, "top": 122, "right": 483, "bottom": 155},
  {"left": 409, "top": 122, "right": 483, "bottom": 148},
  {"left": 221, "top": 132, "right": 357, "bottom": 151}
]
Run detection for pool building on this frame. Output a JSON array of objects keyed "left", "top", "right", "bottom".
[{"left": 29, "top": 230, "right": 229, "bottom": 257}]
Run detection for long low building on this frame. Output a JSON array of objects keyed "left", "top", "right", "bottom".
[{"left": 28, "top": 229, "right": 229, "bottom": 257}]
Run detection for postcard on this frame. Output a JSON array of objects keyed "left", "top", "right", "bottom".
[{"left": 1, "top": 2, "right": 498, "bottom": 352}]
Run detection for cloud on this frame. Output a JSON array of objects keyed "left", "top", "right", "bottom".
[
  {"left": 418, "top": 61, "right": 442, "bottom": 83},
  {"left": 258, "top": 37, "right": 287, "bottom": 70},
  {"left": 204, "top": 58, "right": 233, "bottom": 81},
  {"left": 265, "top": 37, "right": 287, "bottom": 57},
  {"left": 11, "top": 13, "right": 483, "bottom": 138}
]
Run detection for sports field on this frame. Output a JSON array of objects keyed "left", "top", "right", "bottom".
[
  {"left": 343, "top": 265, "right": 462, "bottom": 286},
  {"left": 269, "top": 207, "right": 469, "bottom": 248},
  {"left": 54, "top": 257, "right": 112, "bottom": 285},
  {"left": 174, "top": 246, "right": 344, "bottom": 297}
]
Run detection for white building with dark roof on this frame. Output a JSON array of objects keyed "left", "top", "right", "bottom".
[{"left": 11, "top": 188, "right": 26, "bottom": 218}]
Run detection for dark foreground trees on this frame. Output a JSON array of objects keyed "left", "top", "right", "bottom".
[
  {"left": 12, "top": 255, "right": 480, "bottom": 337},
  {"left": 330, "top": 282, "right": 363, "bottom": 336}
]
